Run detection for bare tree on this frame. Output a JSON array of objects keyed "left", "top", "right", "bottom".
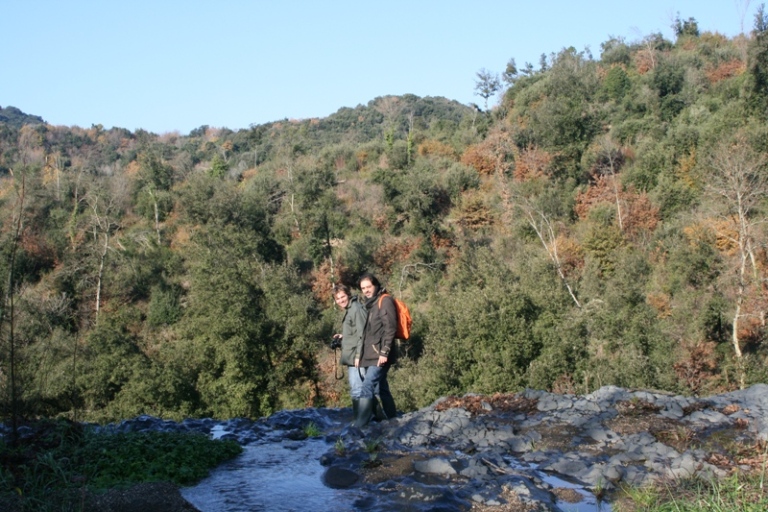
[
  {"left": 85, "top": 181, "right": 122, "bottom": 322},
  {"left": 474, "top": 68, "right": 501, "bottom": 111},
  {"left": 493, "top": 137, "right": 582, "bottom": 308},
  {"left": 597, "top": 135, "right": 625, "bottom": 233},
  {"left": 514, "top": 193, "right": 582, "bottom": 309},
  {"left": 735, "top": 0, "right": 753, "bottom": 35},
  {"left": 707, "top": 136, "right": 768, "bottom": 388}
]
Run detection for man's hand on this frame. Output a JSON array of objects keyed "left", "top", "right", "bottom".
[{"left": 378, "top": 355, "right": 388, "bottom": 366}]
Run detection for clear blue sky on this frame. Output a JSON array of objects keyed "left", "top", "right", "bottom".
[{"left": 1, "top": 0, "right": 753, "bottom": 134}]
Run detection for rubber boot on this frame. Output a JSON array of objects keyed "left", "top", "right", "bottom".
[
  {"left": 373, "top": 398, "right": 387, "bottom": 421},
  {"left": 351, "top": 398, "right": 360, "bottom": 424},
  {"left": 380, "top": 393, "right": 397, "bottom": 419},
  {"left": 354, "top": 397, "right": 375, "bottom": 428}
]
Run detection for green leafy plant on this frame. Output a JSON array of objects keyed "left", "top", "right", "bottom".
[
  {"left": 364, "top": 437, "right": 382, "bottom": 453},
  {"left": 334, "top": 437, "right": 346, "bottom": 456},
  {"left": 362, "top": 451, "right": 382, "bottom": 469},
  {"left": 0, "top": 420, "right": 243, "bottom": 510},
  {"left": 303, "top": 422, "right": 322, "bottom": 437}
]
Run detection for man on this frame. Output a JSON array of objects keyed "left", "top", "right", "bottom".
[
  {"left": 354, "top": 272, "right": 397, "bottom": 428},
  {"left": 332, "top": 284, "right": 367, "bottom": 421}
]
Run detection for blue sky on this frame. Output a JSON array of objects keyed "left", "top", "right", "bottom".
[{"left": 1, "top": 0, "right": 753, "bottom": 134}]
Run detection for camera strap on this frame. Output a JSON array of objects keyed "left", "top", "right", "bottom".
[{"left": 334, "top": 347, "right": 344, "bottom": 381}]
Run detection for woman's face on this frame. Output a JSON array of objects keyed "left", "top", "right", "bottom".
[{"left": 334, "top": 291, "right": 350, "bottom": 309}]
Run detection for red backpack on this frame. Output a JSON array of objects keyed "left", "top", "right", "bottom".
[{"left": 378, "top": 293, "right": 412, "bottom": 340}]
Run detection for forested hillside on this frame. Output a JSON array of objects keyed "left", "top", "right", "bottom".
[{"left": 3, "top": 15, "right": 768, "bottom": 423}]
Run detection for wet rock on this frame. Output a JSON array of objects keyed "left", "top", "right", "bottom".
[
  {"left": 413, "top": 457, "right": 457, "bottom": 475},
  {"left": 323, "top": 466, "right": 359, "bottom": 488}
]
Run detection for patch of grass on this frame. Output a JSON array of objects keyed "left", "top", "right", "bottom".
[
  {"left": 303, "top": 422, "right": 322, "bottom": 437},
  {"left": 615, "top": 473, "right": 768, "bottom": 511},
  {"left": 334, "top": 437, "right": 346, "bottom": 456},
  {"left": 0, "top": 419, "right": 242, "bottom": 511},
  {"left": 364, "top": 437, "right": 383, "bottom": 453},
  {"left": 362, "top": 437, "right": 384, "bottom": 469},
  {"left": 653, "top": 424, "right": 698, "bottom": 452}
]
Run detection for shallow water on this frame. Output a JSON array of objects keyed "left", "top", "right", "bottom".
[
  {"left": 182, "top": 421, "right": 612, "bottom": 512},
  {"left": 541, "top": 472, "right": 612, "bottom": 512},
  {"left": 181, "top": 438, "right": 364, "bottom": 512}
]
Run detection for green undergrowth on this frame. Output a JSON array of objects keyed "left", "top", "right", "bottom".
[
  {"left": 0, "top": 419, "right": 242, "bottom": 510},
  {"left": 615, "top": 473, "right": 768, "bottom": 512}
]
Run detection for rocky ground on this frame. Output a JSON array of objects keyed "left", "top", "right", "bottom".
[
  {"left": 12, "top": 384, "right": 768, "bottom": 511},
  {"left": 317, "top": 384, "right": 768, "bottom": 510}
]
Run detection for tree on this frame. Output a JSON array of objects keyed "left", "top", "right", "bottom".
[
  {"left": 136, "top": 153, "right": 174, "bottom": 244},
  {"left": 673, "top": 14, "right": 700, "bottom": 38},
  {"left": 748, "top": 4, "right": 768, "bottom": 114},
  {"left": 0, "top": 168, "right": 26, "bottom": 440},
  {"left": 85, "top": 182, "right": 122, "bottom": 322},
  {"left": 706, "top": 136, "right": 768, "bottom": 388},
  {"left": 502, "top": 58, "right": 518, "bottom": 85},
  {"left": 496, "top": 159, "right": 582, "bottom": 308},
  {"left": 474, "top": 68, "right": 501, "bottom": 111}
]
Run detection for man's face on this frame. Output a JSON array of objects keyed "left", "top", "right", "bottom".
[
  {"left": 360, "top": 279, "right": 375, "bottom": 299},
  {"left": 334, "top": 291, "right": 350, "bottom": 309}
]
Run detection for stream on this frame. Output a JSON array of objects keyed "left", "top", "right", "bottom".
[
  {"left": 180, "top": 423, "right": 612, "bottom": 512},
  {"left": 181, "top": 438, "right": 365, "bottom": 511}
]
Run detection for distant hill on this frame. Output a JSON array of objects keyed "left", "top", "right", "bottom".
[{"left": 0, "top": 105, "right": 45, "bottom": 129}]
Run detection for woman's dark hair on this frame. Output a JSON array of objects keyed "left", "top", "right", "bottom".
[{"left": 358, "top": 272, "right": 381, "bottom": 290}]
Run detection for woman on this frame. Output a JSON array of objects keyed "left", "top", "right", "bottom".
[{"left": 332, "top": 284, "right": 367, "bottom": 420}]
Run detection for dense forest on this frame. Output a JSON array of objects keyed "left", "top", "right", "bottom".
[{"left": 3, "top": 13, "right": 768, "bottom": 424}]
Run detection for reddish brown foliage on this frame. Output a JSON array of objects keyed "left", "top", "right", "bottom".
[
  {"left": 634, "top": 49, "right": 656, "bottom": 74},
  {"left": 705, "top": 59, "right": 746, "bottom": 83},
  {"left": 434, "top": 393, "right": 539, "bottom": 416},
  {"left": 574, "top": 176, "right": 659, "bottom": 237},
  {"left": 460, "top": 144, "right": 496, "bottom": 175},
  {"left": 673, "top": 340, "right": 718, "bottom": 394},
  {"left": 373, "top": 214, "right": 389, "bottom": 232},
  {"left": 551, "top": 374, "right": 577, "bottom": 395},
  {"left": 574, "top": 176, "right": 617, "bottom": 219},
  {"left": 646, "top": 292, "right": 672, "bottom": 318},
  {"left": 460, "top": 128, "right": 515, "bottom": 176},
  {"left": 622, "top": 192, "right": 659, "bottom": 236},
  {"left": 513, "top": 145, "right": 552, "bottom": 181},
  {"left": 373, "top": 238, "right": 420, "bottom": 276},
  {"left": 430, "top": 231, "right": 454, "bottom": 251},
  {"left": 418, "top": 139, "right": 457, "bottom": 160},
  {"left": 310, "top": 259, "right": 348, "bottom": 308},
  {"left": 553, "top": 235, "right": 584, "bottom": 277},
  {"left": 457, "top": 193, "right": 494, "bottom": 229},
  {"left": 19, "top": 230, "right": 57, "bottom": 268}
]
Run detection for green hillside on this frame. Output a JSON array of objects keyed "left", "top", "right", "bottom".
[{"left": 2, "top": 15, "right": 768, "bottom": 423}]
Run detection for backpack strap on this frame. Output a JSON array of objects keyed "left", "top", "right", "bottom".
[{"left": 377, "top": 293, "right": 390, "bottom": 309}]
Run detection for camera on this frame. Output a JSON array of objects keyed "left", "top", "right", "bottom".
[{"left": 330, "top": 337, "right": 342, "bottom": 350}]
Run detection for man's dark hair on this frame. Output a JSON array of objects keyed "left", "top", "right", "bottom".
[{"left": 358, "top": 272, "right": 381, "bottom": 290}]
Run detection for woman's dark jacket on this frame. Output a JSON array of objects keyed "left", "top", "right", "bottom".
[{"left": 340, "top": 295, "right": 367, "bottom": 366}]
